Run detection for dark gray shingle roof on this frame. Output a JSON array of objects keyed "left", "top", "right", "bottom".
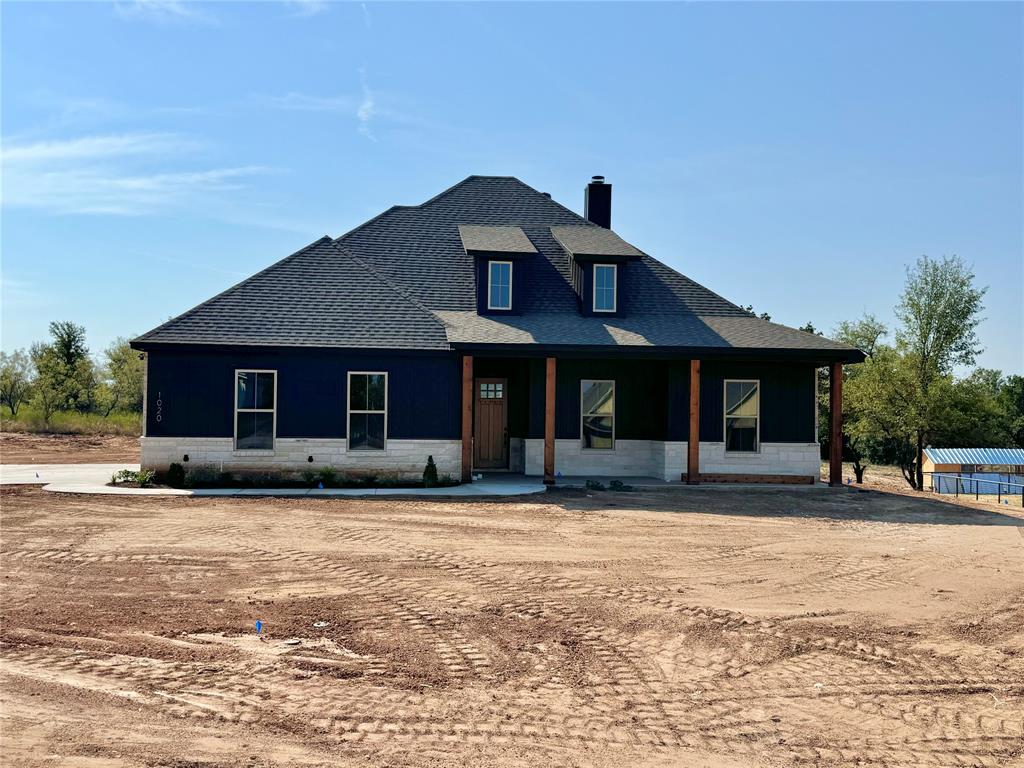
[
  {"left": 550, "top": 225, "right": 644, "bottom": 260},
  {"left": 135, "top": 175, "right": 863, "bottom": 361},
  {"left": 458, "top": 225, "right": 537, "bottom": 255},
  {"left": 133, "top": 238, "right": 448, "bottom": 350}
]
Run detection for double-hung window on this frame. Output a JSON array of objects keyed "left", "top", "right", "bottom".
[
  {"left": 348, "top": 372, "right": 387, "bottom": 450},
  {"left": 593, "top": 264, "right": 617, "bottom": 312},
  {"left": 488, "top": 261, "right": 512, "bottom": 310},
  {"left": 581, "top": 379, "right": 615, "bottom": 449},
  {"left": 724, "top": 380, "right": 759, "bottom": 452},
  {"left": 235, "top": 370, "right": 276, "bottom": 450}
]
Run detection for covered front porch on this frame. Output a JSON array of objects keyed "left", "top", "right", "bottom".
[{"left": 458, "top": 352, "right": 846, "bottom": 487}]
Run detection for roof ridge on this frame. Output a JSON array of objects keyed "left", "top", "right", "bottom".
[
  {"left": 133, "top": 236, "right": 335, "bottom": 342},
  {"left": 325, "top": 239, "right": 449, "bottom": 338}
]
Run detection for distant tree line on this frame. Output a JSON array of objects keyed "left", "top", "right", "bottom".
[{"left": 0, "top": 321, "right": 143, "bottom": 429}]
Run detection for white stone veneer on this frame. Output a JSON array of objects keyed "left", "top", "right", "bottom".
[
  {"left": 141, "top": 437, "right": 461, "bottom": 480},
  {"left": 524, "top": 439, "right": 819, "bottom": 482}
]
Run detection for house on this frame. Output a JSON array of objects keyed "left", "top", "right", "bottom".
[
  {"left": 922, "top": 447, "right": 1024, "bottom": 495},
  {"left": 130, "top": 175, "right": 864, "bottom": 485}
]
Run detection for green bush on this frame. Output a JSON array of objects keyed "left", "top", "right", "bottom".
[
  {"left": 585, "top": 479, "right": 606, "bottom": 491},
  {"left": 608, "top": 480, "right": 634, "bottom": 492},
  {"left": 316, "top": 466, "right": 339, "bottom": 488},
  {"left": 166, "top": 462, "right": 186, "bottom": 488},
  {"left": 423, "top": 455, "right": 439, "bottom": 488},
  {"left": 111, "top": 468, "right": 155, "bottom": 487}
]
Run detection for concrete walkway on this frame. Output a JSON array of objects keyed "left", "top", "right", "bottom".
[{"left": 0, "top": 463, "right": 546, "bottom": 497}]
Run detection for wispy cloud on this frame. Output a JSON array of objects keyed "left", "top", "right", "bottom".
[
  {"left": 262, "top": 93, "right": 355, "bottom": 113},
  {"left": 2, "top": 133, "right": 269, "bottom": 216},
  {"left": 285, "top": 0, "right": 328, "bottom": 17},
  {"left": 357, "top": 67, "right": 377, "bottom": 141},
  {"left": 1, "top": 133, "right": 197, "bottom": 163},
  {"left": 113, "top": 0, "right": 217, "bottom": 25},
  {"left": 361, "top": 2, "right": 371, "bottom": 29}
]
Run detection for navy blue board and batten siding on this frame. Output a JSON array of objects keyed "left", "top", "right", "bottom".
[
  {"left": 521, "top": 358, "right": 815, "bottom": 443},
  {"left": 145, "top": 348, "right": 461, "bottom": 441}
]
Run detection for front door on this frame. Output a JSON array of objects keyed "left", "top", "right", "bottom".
[{"left": 474, "top": 378, "right": 508, "bottom": 469}]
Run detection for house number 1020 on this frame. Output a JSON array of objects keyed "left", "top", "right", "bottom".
[{"left": 155, "top": 391, "right": 163, "bottom": 423}]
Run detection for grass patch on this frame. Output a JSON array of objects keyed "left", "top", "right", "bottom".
[{"left": 0, "top": 405, "right": 141, "bottom": 436}]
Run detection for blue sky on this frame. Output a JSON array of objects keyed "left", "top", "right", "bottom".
[{"left": 2, "top": 1, "right": 1021, "bottom": 373}]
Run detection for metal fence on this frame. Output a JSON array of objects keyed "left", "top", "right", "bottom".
[{"left": 926, "top": 472, "right": 1024, "bottom": 506}]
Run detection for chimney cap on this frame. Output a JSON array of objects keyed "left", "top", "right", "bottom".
[{"left": 590, "top": 175, "right": 606, "bottom": 184}]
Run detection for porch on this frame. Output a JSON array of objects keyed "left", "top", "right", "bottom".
[{"left": 460, "top": 353, "right": 845, "bottom": 487}]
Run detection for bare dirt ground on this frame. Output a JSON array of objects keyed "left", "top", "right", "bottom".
[
  {"left": 2, "top": 485, "right": 1023, "bottom": 767},
  {"left": 0, "top": 432, "right": 139, "bottom": 464}
]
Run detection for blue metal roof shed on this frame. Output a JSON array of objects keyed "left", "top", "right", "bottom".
[{"left": 923, "top": 447, "right": 1024, "bottom": 466}]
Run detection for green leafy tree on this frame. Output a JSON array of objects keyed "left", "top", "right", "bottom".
[
  {"left": 31, "top": 321, "right": 97, "bottom": 414},
  {"left": 0, "top": 349, "right": 34, "bottom": 417},
  {"left": 98, "top": 338, "right": 144, "bottom": 417},
  {"left": 996, "top": 375, "right": 1024, "bottom": 448},
  {"left": 895, "top": 255, "right": 986, "bottom": 489},
  {"left": 832, "top": 315, "right": 890, "bottom": 482}
]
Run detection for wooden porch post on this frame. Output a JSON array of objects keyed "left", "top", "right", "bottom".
[
  {"left": 687, "top": 359, "right": 700, "bottom": 484},
  {"left": 544, "top": 357, "right": 556, "bottom": 485},
  {"left": 829, "top": 361, "right": 843, "bottom": 487},
  {"left": 461, "top": 355, "right": 473, "bottom": 483}
]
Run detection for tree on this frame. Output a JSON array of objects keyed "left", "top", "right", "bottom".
[
  {"left": 895, "top": 255, "right": 986, "bottom": 489},
  {"left": 29, "top": 343, "right": 66, "bottom": 427},
  {"left": 98, "top": 338, "right": 144, "bottom": 416},
  {"left": 0, "top": 350, "right": 34, "bottom": 417},
  {"left": 31, "top": 321, "right": 96, "bottom": 414},
  {"left": 741, "top": 305, "right": 772, "bottom": 322},
  {"left": 833, "top": 315, "right": 890, "bottom": 482},
  {"left": 996, "top": 375, "right": 1024, "bottom": 448},
  {"left": 833, "top": 314, "right": 887, "bottom": 359}
]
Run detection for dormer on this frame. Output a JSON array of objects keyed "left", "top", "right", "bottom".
[
  {"left": 550, "top": 224, "right": 643, "bottom": 318},
  {"left": 459, "top": 225, "right": 535, "bottom": 316}
]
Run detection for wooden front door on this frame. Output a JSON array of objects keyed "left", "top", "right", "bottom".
[{"left": 474, "top": 378, "right": 508, "bottom": 469}]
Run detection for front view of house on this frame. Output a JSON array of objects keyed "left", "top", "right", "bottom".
[{"left": 132, "top": 175, "right": 863, "bottom": 485}]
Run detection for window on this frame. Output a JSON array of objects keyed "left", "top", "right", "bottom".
[
  {"left": 724, "top": 380, "right": 759, "bottom": 452},
  {"left": 479, "top": 381, "right": 504, "bottom": 399},
  {"left": 348, "top": 372, "right": 387, "bottom": 450},
  {"left": 235, "top": 370, "right": 276, "bottom": 450},
  {"left": 593, "top": 264, "right": 617, "bottom": 312},
  {"left": 488, "top": 261, "right": 512, "bottom": 310},
  {"left": 581, "top": 379, "right": 615, "bottom": 449}
]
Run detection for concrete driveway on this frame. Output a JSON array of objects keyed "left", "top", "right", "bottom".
[{"left": 1, "top": 463, "right": 141, "bottom": 488}]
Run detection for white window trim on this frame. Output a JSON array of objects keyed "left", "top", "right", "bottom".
[
  {"left": 592, "top": 263, "right": 617, "bottom": 313},
  {"left": 580, "top": 378, "right": 616, "bottom": 451},
  {"left": 347, "top": 371, "right": 388, "bottom": 452},
  {"left": 234, "top": 369, "right": 277, "bottom": 452},
  {"left": 723, "top": 378, "right": 760, "bottom": 454},
  {"left": 487, "top": 260, "right": 513, "bottom": 311}
]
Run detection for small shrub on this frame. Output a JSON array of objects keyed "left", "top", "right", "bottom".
[
  {"left": 608, "top": 480, "right": 634, "bottom": 492},
  {"left": 585, "top": 479, "right": 606, "bottom": 491},
  {"left": 438, "top": 473, "right": 458, "bottom": 487},
  {"left": 316, "top": 466, "right": 339, "bottom": 488},
  {"left": 423, "top": 455, "right": 439, "bottom": 488},
  {"left": 301, "top": 469, "right": 317, "bottom": 486},
  {"left": 184, "top": 465, "right": 221, "bottom": 488},
  {"left": 166, "top": 462, "right": 186, "bottom": 488},
  {"left": 111, "top": 469, "right": 155, "bottom": 487},
  {"left": 376, "top": 472, "right": 402, "bottom": 488}
]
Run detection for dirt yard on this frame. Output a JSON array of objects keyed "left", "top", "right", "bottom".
[
  {"left": 2, "top": 485, "right": 1023, "bottom": 767},
  {"left": 0, "top": 432, "right": 139, "bottom": 464}
]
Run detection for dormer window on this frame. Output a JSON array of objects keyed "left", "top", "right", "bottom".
[
  {"left": 487, "top": 260, "right": 512, "bottom": 310},
  {"left": 593, "top": 264, "right": 617, "bottom": 312}
]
